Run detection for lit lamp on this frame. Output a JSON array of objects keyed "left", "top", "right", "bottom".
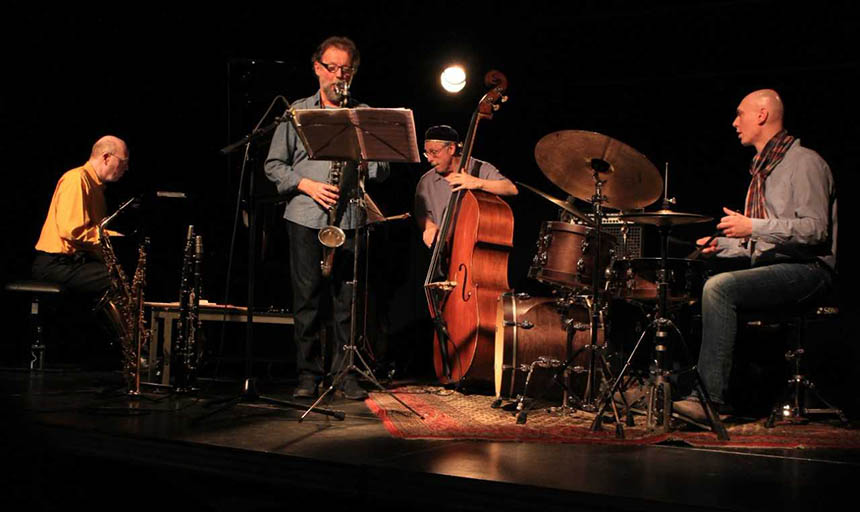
[{"left": 440, "top": 65, "right": 466, "bottom": 93}]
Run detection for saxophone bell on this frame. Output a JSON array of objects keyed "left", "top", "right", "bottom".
[{"left": 318, "top": 225, "right": 346, "bottom": 248}]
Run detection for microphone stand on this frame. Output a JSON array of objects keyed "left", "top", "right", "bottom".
[{"left": 195, "top": 98, "right": 344, "bottom": 423}]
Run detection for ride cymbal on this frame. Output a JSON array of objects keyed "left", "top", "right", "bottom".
[{"left": 535, "top": 130, "right": 662, "bottom": 209}]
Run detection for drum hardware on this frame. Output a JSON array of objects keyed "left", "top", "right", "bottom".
[
  {"left": 590, "top": 166, "right": 728, "bottom": 440},
  {"left": 528, "top": 131, "right": 665, "bottom": 417},
  {"left": 506, "top": 132, "right": 663, "bottom": 422},
  {"left": 513, "top": 356, "right": 567, "bottom": 424}
]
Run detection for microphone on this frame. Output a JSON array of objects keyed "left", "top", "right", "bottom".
[{"left": 334, "top": 80, "right": 351, "bottom": 104}]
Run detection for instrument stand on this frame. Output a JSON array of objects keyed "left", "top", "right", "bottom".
[
  {"left": 300, "top": 164, "right": 424, "bottom": 422},
  {"left": 589, "top": 223, "right": 729, "bottom": 440}
]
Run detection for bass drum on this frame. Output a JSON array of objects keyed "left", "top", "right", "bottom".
[{"left": 494, "top": 292, "right": 604, "bottom": 399}]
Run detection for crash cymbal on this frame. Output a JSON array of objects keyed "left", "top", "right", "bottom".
[
  {"left": 620, "top": 209, "right": 713, "bottom": 227},
  {"left": 534, "top": 130, "right": 663, "bottom": 209},
  {"left": 517, "top": 182, "right": 593, "bottom": 226}
]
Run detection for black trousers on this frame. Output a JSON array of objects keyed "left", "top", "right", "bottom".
[
  {"left": 286, "top": 221, "right": 359, "bottom": 378},
  {"left": 32, "top": 251, "right": 111, "bottom": 303}
]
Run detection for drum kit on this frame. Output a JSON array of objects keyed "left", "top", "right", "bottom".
[{"left": 495, "top": 130, "right": 728, "bottom": 439}]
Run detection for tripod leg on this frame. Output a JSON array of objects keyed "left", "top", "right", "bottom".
[{"left": 590, "top": 326, "right": 652, "bottom": 432}]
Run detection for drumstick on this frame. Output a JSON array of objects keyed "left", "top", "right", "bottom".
[{"left": 687, "top": 230, "right": 721, "bottom": 260}]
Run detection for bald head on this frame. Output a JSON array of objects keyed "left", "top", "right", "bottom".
[
  {"left": 746, "top": 89, "right": 784, "bottom": 125},
  {"left": 89, "top": 135, "right": 129, "bottom": 183},
  {"left": 90, "top": 135, "right": 127, "bottom": 160},
  {"left": 732, "top": 89, "right": 786, "bottom": 153}
]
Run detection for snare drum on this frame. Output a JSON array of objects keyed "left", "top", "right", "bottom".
[
  {"left": 495, "top": 292, "right": 605, "bottom": 399},
  {"left": 529, "top": 221, "right": 615, "bottom": 290},
  {"left": 607, "top": 257, "right": 706, "bottom": 303}
]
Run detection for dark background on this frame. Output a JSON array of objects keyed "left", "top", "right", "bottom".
[{"left": 2, "top": 2, "right": 857, "bottom": 387}]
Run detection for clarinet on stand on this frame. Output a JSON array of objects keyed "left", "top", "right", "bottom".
[{"left": 175, "top": 226, "right": 202, "bottom": 393}]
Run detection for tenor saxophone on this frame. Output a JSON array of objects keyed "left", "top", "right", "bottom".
[{"left": 318, "top": 80, "right": 350, "bottom": 278}]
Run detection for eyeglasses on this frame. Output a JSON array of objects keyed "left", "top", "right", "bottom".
[
  {"left": 108, "top": 153, "right": 129, "bottom": 167},
  {"left": 423, "top": 145, "right": 451, "bottom": 159},
  {"left": 317, "top": 61, "right": 357, "bottom": 75}
]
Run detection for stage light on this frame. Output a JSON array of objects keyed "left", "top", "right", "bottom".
[{"left": 440, "top": 65, "right": 466, "bottom": 93}]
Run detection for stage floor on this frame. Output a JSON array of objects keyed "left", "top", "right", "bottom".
[{"left": 2, "top": 368, "right": 858, "bottom": 511}]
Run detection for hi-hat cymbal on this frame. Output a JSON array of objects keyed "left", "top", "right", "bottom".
[
  {"left": 517, "top": 182, "right": 593, "bottom": 226},
  {"left": 534, "top": 130, "right": 663, "bottom": 209},
  {"left": 620, "top": 209, "right": 713, "bottom": 227}
]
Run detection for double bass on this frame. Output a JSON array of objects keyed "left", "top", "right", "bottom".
[{"left": 424, "top": 71, "right": 513, "bottom": 386}]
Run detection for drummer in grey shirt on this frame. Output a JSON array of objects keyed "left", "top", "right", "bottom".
[
  {"left": 673, "top": 89, "right": 837, "bottom": 422},
  {"left": 414, "top": 125, "right": 518, "bottom": 248}
]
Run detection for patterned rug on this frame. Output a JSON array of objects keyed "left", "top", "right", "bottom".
[{"left": 366, "top": 386, "right": 860, "bottom": 449}]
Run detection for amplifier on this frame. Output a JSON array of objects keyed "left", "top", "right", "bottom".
[{"left": 585, "top": 214, "right": 643, "bottom": 259}]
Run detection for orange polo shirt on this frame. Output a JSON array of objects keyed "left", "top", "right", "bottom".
[{"left": 35, "top": 161, "right": 107, "bottom": 256}]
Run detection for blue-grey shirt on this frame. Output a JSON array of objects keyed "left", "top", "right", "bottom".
[
  {"left": 714, "top": 139, "right": 837, "bottom": 270},
  {"left": 264, "top": 91, "right": 390, "bottom": 229},
  {"left": 414, "top": 158, "right": 506, "bottom": 227}
]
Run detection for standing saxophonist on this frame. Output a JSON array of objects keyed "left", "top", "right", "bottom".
[
  {"left": 264, "top": 36, "right": 390, "bottom": 400},
  {"left": 32, "top": 135, "right": 130, "bottom": 341}
]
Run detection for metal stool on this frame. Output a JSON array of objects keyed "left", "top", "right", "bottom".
[
  {"left": 744, "top": 301, "right": 848, "bottom": 427},
  {"left": 4, "top": 280, "right": 66, "bottom": 370}
]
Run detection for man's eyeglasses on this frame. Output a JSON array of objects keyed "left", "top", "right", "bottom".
[
  {"left": 317, "top": 61, "right": 357, "bottom": 75},
  {"left": 109, "top": 153, "right": 129, "bottom": 167},
  {"left": 423, "top": 145, "right": 451, "bottom": 159}
]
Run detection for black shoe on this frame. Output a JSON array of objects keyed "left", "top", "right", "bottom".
[
  {"left": 340, "top": 377, "right": 368, "bottom": 400},
  {"left": 293, "top": 375, "right": 318, "bottom": 399}
]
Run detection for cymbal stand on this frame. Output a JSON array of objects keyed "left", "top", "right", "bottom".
[
  {"left": 518, "top": 160, "right": 619, "bottom": 422},
  {"left": 300, "top": 163, "right": 423, "bottom": 421},
  {"left": 589, "top": 221, "right": 728, "bottom": 440}
]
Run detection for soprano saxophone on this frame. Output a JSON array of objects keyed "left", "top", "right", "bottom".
[
  {"left": 318, "top": 80, "right": 350, "bottom": 278},
  {"left": 97, "top": 197, "right": 149, "bottom": 395}
]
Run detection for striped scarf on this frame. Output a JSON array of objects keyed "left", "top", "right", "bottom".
[{"left": 744, "top": 129, "right": 795, "bottom": 220}]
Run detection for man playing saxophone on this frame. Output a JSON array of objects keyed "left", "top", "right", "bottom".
[{"left": 264, "top": 36, "right": 390, "bottom": 400}]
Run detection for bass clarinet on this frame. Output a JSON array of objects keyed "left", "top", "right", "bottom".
[{"left": 317, "top": 80, "right": 351, "bottom": 278}]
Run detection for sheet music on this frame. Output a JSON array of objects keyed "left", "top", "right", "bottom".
[{"left": 292, "top": 107, "right": 420, "bottom": 163}]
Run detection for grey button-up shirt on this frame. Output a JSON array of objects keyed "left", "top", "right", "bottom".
[
  {"left": 414, "top": 158, "right": 506, "bottom": 227},
  {"left": 264, "top": 91, "right": 390, "bottom": 229},
  {"left": 715, "top": 139, "right": 837, "bottom": 270}
]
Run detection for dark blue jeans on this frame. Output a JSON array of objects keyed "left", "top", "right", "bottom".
[
  {"left": 286, "top": 221, "right": 357, "bottom": 379},
  {"left": 697, "top": 261, "right": 832, "bottom": 404}
]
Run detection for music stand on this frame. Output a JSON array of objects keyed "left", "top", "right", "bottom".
[{"left": 291, "top": 107, "right": 425, "bottom": 420}]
